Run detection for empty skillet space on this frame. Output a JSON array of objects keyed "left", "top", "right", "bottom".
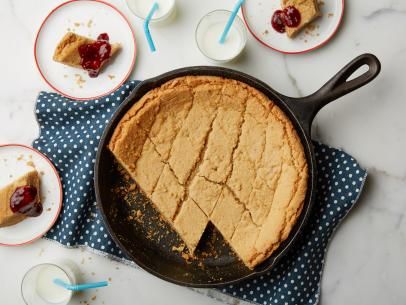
[{"left": 99, "top": 150, "right": 251, "bottom": 285}]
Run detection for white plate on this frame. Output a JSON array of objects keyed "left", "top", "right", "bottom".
[
  {"left": 0, "top": 145, "right": 62, "bottom": 246},
  {"left": 242, "top": 0, "right": 344, "bottom": 54},
  {"left": 34, "top": 0, "right": 136, "bottom": 100}
]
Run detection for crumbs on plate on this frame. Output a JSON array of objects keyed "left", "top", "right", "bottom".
[
  {"left": 75, "top": 74, "right": 86, "bottom": 88},
  {"left": 26, "top": 161, "right": 35, "bottom": 168}
]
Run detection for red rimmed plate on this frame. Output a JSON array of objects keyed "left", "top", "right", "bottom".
[
  {"left": 0, "top": 144, "right": 63, "bottom": 246},
  {"left": 34, "top": 0, "right": 136, "bottom": 100},
  {"left": 242, "top": 0, "right": 344, "bottom": 54}
]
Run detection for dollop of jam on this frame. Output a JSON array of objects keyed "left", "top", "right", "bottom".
[
  {"left": 78, "top": 33, "right": 112, "bottom": 78},
  {"left": 271, "top": 10, "right": 286, "bottom": 33},
  {"left": 283, "top": 6, "right": 301, "bottom": 27},
  {"left": 10, "top": 186, "right": 43, "bottom": 217},
  {"left": 271, "top": 6, "right": 301, "bottom": 33}
]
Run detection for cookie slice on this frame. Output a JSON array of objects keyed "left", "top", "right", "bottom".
[{"left": 282, "top": 0, "right": 321, "bottom": 38}]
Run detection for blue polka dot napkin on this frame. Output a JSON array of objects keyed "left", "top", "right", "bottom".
[{"left": 32, "top": 81, "right": 367, "bottom": 305}]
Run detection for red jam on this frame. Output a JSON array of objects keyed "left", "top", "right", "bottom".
[
  {"left": 271, "top": 6, "right": 301, "bottom": 33},
  {"left": 271, "top": 10, "right": 286, "bottom": 33},
  {"left": 78, "top": 33, "right": 112, "bottom": 78},
  {"left": 10, "top": 186, "right": 43, "bottom": 217},
  {"left": 283, "top": 6, "right": 301, "bottom": 27}
]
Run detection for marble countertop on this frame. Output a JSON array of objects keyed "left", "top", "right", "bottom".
[{"left": 1, "top": 0, "right": 406, "bottom": 304}]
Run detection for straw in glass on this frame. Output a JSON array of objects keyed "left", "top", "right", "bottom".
[
  {"left": 144, "top": 2, "right": 159, "bottom": 52},
  {"left": 219, "top": 0, "right": 245, "bottom": 44},
  {"left": 53, "top": 278, "right": 108, "bottom": 291}
]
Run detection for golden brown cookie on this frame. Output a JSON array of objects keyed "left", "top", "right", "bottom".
[
  {"left": 282, "top": 0, "right": 321, "bottom": 38},
  {"left": 0, "top": 170, "right": 41, "bottom": 227},
  {"left": 109, "top": 76, "right": 308, "bottom": 268},
  {"left": 53, "top": 32, "right": 120, "bottom": 69}
]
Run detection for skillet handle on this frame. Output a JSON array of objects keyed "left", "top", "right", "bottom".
[{"left": 284, "top": 53, "right": 381, "bottom": 134}]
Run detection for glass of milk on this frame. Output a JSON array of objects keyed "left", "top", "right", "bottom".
[
  {"left": 21, "top": 263, "right": 74, "bottom": 305},
  {"left": 196, "top": 10, "right": 247, "bottom": 63},
  {"left": 126, "top": 0, "right": 176, "bottom": 23}
]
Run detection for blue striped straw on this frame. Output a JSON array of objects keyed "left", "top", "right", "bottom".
[
  {"left": 219, "top": 0, "right": 245, "bottom": 44},
  {"left": 144, "top": 2, "right": 159, "bottom": 52}
]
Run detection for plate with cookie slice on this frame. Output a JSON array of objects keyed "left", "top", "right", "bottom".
[
  {"left": 242, "top": 0, "right": 344, "bottom": 54},
  {"left": 0, "top": 144, "right": 62, "bottom": 246},
  {"left": 34, "top": 0, "right": 136, "bottom": 100}
]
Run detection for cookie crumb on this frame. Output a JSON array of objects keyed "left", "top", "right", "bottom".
[
  {"left": 17, "top": 154, "right": 24, "bottom": 161},
  {"left": 108, "top": 277, "right": 112, "bottom": 282},
  {"left": 328, "top": 13, "right": 334, "bottom": 18},
  {"left": 75, "top": 74, "right": 86, "bottom": 87},
  {"left": 307, "top": 24, "right": 316, "bottom": 32},
  {"left": 91, "top": 296, "right": 96, "bottom": 301},
  {"left": 172, "top": 244, "right": 185, "bottom": 253},
  {"left": 47, "top": 208, "right": 51, "bottom": 212},
  {"left": 108, "top": 74, "right": 116, "bottom": 80},
  {"left": 26, "top": 161, "right": 35, "bottom": 168},
  {"left": 181, "top": 252, "right": 192, "bottom": 262},
  {"left": 87, "top": 19, "right": 93, "bottom": 28},
  {"left": 74, "top": 22, "right": 81, "bottom": 27}
]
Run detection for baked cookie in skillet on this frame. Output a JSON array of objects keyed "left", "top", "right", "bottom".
[{"left": 109, "top": 76, "right": 308, "bottom": 269}]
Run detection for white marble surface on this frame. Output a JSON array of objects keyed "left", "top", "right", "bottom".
[{"left": 0, "top": 0, "right": 406, "bottom": 304}]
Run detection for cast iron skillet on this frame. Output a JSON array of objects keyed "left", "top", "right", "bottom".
[{"left": 95, "top": 54, "right": 380, "bottom": 287}]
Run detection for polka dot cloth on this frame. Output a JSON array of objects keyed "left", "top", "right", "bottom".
[
  {"left": 33, "top": 80, "right": 139, "bottom": 257},
  {"left": 218, "top": 146, "right": 366, "bottom": 305},
  {"left": 32, "top": 81, "right": 367, "bottom": 305}
]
